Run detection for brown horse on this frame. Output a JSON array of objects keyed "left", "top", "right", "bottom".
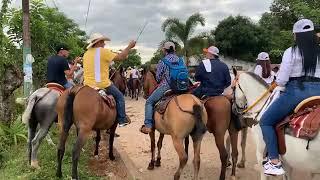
[
  {"left": 56, "top": 85, "right": 118, "bottom": 180},
  {"left": 142, "top": 70, "right": 208, "bottom": 180},
  {"left": 204, "top": 96, "right": 239, "bottom": 180},
  {"left": 128, "top": 78, "right": 140, "bottom": 100},
  {"left": 110, "top": 68, "right": 126, "bottom": 95}
]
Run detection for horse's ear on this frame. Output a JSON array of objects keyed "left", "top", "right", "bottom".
[{"left": 232, "top": 67, "right": 237, "bottom": 77}]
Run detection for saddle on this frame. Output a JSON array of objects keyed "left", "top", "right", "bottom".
[
  {"left": 276, "top": 96, "right": 320, "bottom": 154},
  {"left": 154, "top": 90, "right": 176, "bottom": 114},
  {"left": 97, "top": 89, "right": 116, "bottom": 108},
  {"left": 45, "top": 83, "right": 65, "bottom": 95}
]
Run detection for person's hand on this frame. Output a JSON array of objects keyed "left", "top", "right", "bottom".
[
  {"left": 128, "top": 40, "right": 136, "bottom": 49},
  {"left": 74, "top": 57, "right": 82, "bottom": 63},
  {"left": 274, "top": 86, "right": 285, "bottom": 92}
]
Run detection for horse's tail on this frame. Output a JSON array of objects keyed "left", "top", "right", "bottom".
[
  {"left": 22, "top": 94, "right": 37, "bottom": 124},
  {"left": 191, "top": 103, "right": 207, "bottom": 139},
  {"left": 63, "top": 90, "right": 76, "bottom": 133}
]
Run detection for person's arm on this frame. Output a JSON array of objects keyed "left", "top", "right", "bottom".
[
  {"left": 254, "top": 65, "right": 263, "bottom": 78},
  {"left": 194, "top": 63, "right": 203, "bottom": 82},
  {"left": 156, "top": 60, "right": 166, "bottom": 83},
  {"left": 64, "top": 57, "right": 81, "bottom": 77},
  {"left": 112, "top": 40, "right": 136, "bottom": 61},
  {"left": 276, "top": 48, "right": 294, "bottom": 87},
  {"left": 224, "top": 66, "right": 231, "bottom": 88}
]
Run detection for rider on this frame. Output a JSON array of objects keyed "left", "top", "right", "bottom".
[
  {"left": 140, "top": 41, "right": 184, "bottom": 134},
  {"left": 47, "top": 44, "right": 80, "bottom": 89},
  {"left": 83, "top": 33, "right": 136, "bottom": 127},
  {"left": 260, "top": 19, "right": 320, "bottom": 176},
  {"left": 254, "top": 52, "right": 275, "bottom": 85},
  {"left": 192, "top": 46, "right": 231, "bottom": 99}
]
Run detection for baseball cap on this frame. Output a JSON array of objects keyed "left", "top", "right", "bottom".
[
  {"left": 163, "top": 41, "right": 175, "bottom": 50},
  {"left": 203, "top": 46, "right": 219, "bottom": 56},
  {"left": 293, "top": 19, "right": 314, "bottom": 33},
  {"left": 257, "top": 52, "right": 270, "bottom": 61},
  {"left": 55, "top": 43, "right": 70, "bottom": 53}
]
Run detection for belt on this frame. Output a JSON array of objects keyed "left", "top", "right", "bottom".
[{"left": 289, "top": 76, "right": 320, "bottom": 82}]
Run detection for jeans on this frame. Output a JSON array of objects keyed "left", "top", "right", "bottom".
[
  {"left": 63, "top": 82, "right": 73, "bottom": 89},
  {"left": 260, "top": 81, "right": 320, "bottom": 159},
  {"left": 105, "top": 84, "right": 126, "bottom": 124},
  {"left": 144, "top": 84, "right": 170, "bottom": 128}
]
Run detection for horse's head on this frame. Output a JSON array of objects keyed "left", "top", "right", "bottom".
[{"left": 143, "top": 70, "right": 158, "bottom": 99}]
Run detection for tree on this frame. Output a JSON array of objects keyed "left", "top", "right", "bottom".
[
  {"left": 7, "top": 0, "right": 86, "bottom": 87},
  {"left": 162, "top": 13, "right": 206, "bottom": 65},
  {"left": 215, "top": 16, "right": 270, "bottom": 61},
  {"left": 0, "top": 0, "right": 23, "bottom": 123},
  {"left": 113, "top": 49, "right": 142, "bottom": 69}
]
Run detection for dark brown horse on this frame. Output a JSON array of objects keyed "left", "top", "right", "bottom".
[
  {"left": 110, "top": 68, "right": 126, "bottom": 95},
  {"left": 142, "top": 70, "right": 207, "bottom": 180},
  {"left": 56, "top": 85, "right": 118, "bottom": 180},
  {"left": 128, "top": 78, "right": 140, "bottom": 100}
]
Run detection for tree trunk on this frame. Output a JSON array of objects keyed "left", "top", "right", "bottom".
[{"left": 0, "top": 64, "right": 23, "bottom": 123}]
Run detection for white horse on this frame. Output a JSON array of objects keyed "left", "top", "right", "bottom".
[{"left": 233, "top": 71, "right": 320, "bottom": 180}]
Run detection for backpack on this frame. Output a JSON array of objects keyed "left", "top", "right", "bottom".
[{"left": 162, "top": 57, "right": 189, "bottom": 93}]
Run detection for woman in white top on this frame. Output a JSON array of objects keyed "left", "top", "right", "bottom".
[
  {"left": 259, "top": 19, "right": 320, "bottom": 176},
  {"left": 254, "top": 52, "right": 274, "bottom": 85}
]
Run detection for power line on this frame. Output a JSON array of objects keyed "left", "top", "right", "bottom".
[{"left": 84, "top": 0, "right": 92, "bottom": 30}]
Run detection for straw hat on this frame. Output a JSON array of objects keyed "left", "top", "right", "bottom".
[{"left": 86, "top": 33, "right": 111, "bottom": 49}]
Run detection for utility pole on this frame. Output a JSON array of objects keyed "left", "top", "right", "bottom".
[{"left": 22, "top": 0, "right": 33, "bottom": 97}]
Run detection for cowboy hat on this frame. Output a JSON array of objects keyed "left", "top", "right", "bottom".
[{"left": 86, "top": 33, "right": 111, "bottom": 49}]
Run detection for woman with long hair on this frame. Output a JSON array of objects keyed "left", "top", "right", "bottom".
[
  {"left": 254, "top": 52, "right": 274, "bottom": 85},
  {"left": 259, "top": 19, "right": 320, "bottom": 176}
]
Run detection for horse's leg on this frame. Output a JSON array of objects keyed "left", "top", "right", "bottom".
[
  {"left": 214, "top": 133, "right": 228, "bottom": 180},
  {"left": 108, "top": 123, "right": 117, "bottom": 161},
  {"left": 311, "top": 173, "right": 320, "bottom": 180},
  {"left": 155, "top": 133, "right": 164, "bottom": 167},
  {"left": 191, "top": 135, "right": 203, "bottom": 180},
  {"left": 72, "top": 130, "right": 89, "bottom": 180},
  {"left": 225, "top": 135, "right": 232, "bottom": 167},
  {"left": 94, "top": 130, "right": 101, "bottom": 157},
  {"left": 238, "top": 127, "right": 248, "bottom": 168},
  {"left": 56, "top": 120, "right": 72, "bottom": 178},
  {"left": 28, "top": 120, "right": 37, "bottom": 165},
  {"left": 185, "top": 136, "right": 189, "bottom": 156},
  {"left": 31, "top": 122, "right": 53, "bottom": 169},
  {"left": 229, "top": 126, "right": 239, "bottom": 180},
  {"left": 148, "top": 130, "right": 156, "bottom": 170},
  {"left": 172, "top": 137, "right": 188, "bottom": 180}
]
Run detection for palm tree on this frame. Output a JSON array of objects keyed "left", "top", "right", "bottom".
[{"left": 161, "top": 13, "right": 206, "bottom": 65}]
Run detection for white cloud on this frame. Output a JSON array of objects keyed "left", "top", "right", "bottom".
[{"left": 11, "top": 0, "right": 272, "bottom": 63}]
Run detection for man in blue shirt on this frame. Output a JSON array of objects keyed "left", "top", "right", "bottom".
[{"left": 193, "top": 46, "right": 231, "bottom": 98}]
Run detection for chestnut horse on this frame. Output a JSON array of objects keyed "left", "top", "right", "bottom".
[
  {"left": 110, "top": 68, "right": 126, "bottom": 95},
  {"left": 56, "top": 85, "right": 118, "bottom": 180},
  {"left": 142, "top": 70, "right": 207, "bottom": 180}
]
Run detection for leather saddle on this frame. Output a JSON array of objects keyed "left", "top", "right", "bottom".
[
  {"left": 45, "top": 83, "right": 65, "bottom": 95},
  {"left": 276, "top": 96, "right": 320, "bottom": 154},
  {"left": 154, "top": 90, "right": 177, "bottom": 114}
]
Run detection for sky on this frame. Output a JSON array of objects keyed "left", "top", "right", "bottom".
[{"left": 9, "top": 0, "right": 273, "bottom": 63}]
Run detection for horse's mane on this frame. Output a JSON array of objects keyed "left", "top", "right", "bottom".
[
  {"left": 245, "top": 72, "right": 269, "bottom": 88},
  {"left": 149, "top": 70, "right": 157, "bottom": 80}
]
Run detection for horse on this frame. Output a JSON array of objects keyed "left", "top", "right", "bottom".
[
  {"left": 128, "top": 77, "right": 140, "bottom": 100},
  {"left": 233, "top": 70, "right": 320, "bottom": 180},
  {"left": 21, "top": 85, "right": 63, "bottom": 169},
  {"left": 142, "top": 70, "right": 208, "bottom": 180},
  {"left": 110, "top": 68, "right": 126, "bottom": 95},
  {"left": 56, "top": 85, "right": 118, "bottom": 180}
]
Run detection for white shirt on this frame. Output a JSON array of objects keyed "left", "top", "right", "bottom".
[
  {"left": 131, "top": 69, "right": 139, "bottom": 79},
  {"left": 276, "top": 47, "right": 320, "bottom": 86},
  {"left": 254, "top": 65, "right": 275, "bottom": 84}
]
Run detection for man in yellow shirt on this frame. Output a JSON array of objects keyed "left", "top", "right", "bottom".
[{"left": 83, "top": 33, "right": 136, "bottom": 127}]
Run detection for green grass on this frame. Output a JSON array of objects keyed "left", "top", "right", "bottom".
[{"left": 0, "top": 125, "right": 103, "bottom": 180}]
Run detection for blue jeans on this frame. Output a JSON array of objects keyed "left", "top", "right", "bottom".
[
  {"left": 63, "top": 82, "right": 73, "bottom": 89},
  {"left": 260, "top": 81, "right": 320, "bottom": 159},
  {"left": 105, "top": 84, "right": 126, "bottom": 124},
  {"left": 144, "top": 84, "right": 170, "bottom": 128}
]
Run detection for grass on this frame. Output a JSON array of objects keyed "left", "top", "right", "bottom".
[{"left": 0, "top": 124, "right": 103, "bottom": 180}]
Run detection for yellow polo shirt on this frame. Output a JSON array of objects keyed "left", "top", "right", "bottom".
[{"left": 83, "top": 48, "right": 117, "bottom": 89}]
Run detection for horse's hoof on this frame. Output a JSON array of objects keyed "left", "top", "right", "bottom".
[
  {"left": 31, "top": 160, "right": 40, "bottom": 169},
  {"left": 237, "top": 161, "right": 245, "bottom": 168},
  {"left": 109, "top": 155, "right": 115, "bottom": 161},
  {"left": 155, "top": 158, "right": 161, "bottom": 167},
  {"left": 174, "top": 173, "right": 180, "bottom": 180},
  {"left": 230, "top": 176, "right": 236, "bottom": 180},
  {"left": 148, "top": 161, "right": 155, "bottom": 170}
]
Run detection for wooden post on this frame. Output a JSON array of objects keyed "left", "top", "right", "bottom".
[{"left": 22, "top": 0, "right": 33, "bottom": 97}]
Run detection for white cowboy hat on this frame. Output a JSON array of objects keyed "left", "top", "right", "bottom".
[{"left": 86, "top": 33, "right": 111, "bottom": 49}]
